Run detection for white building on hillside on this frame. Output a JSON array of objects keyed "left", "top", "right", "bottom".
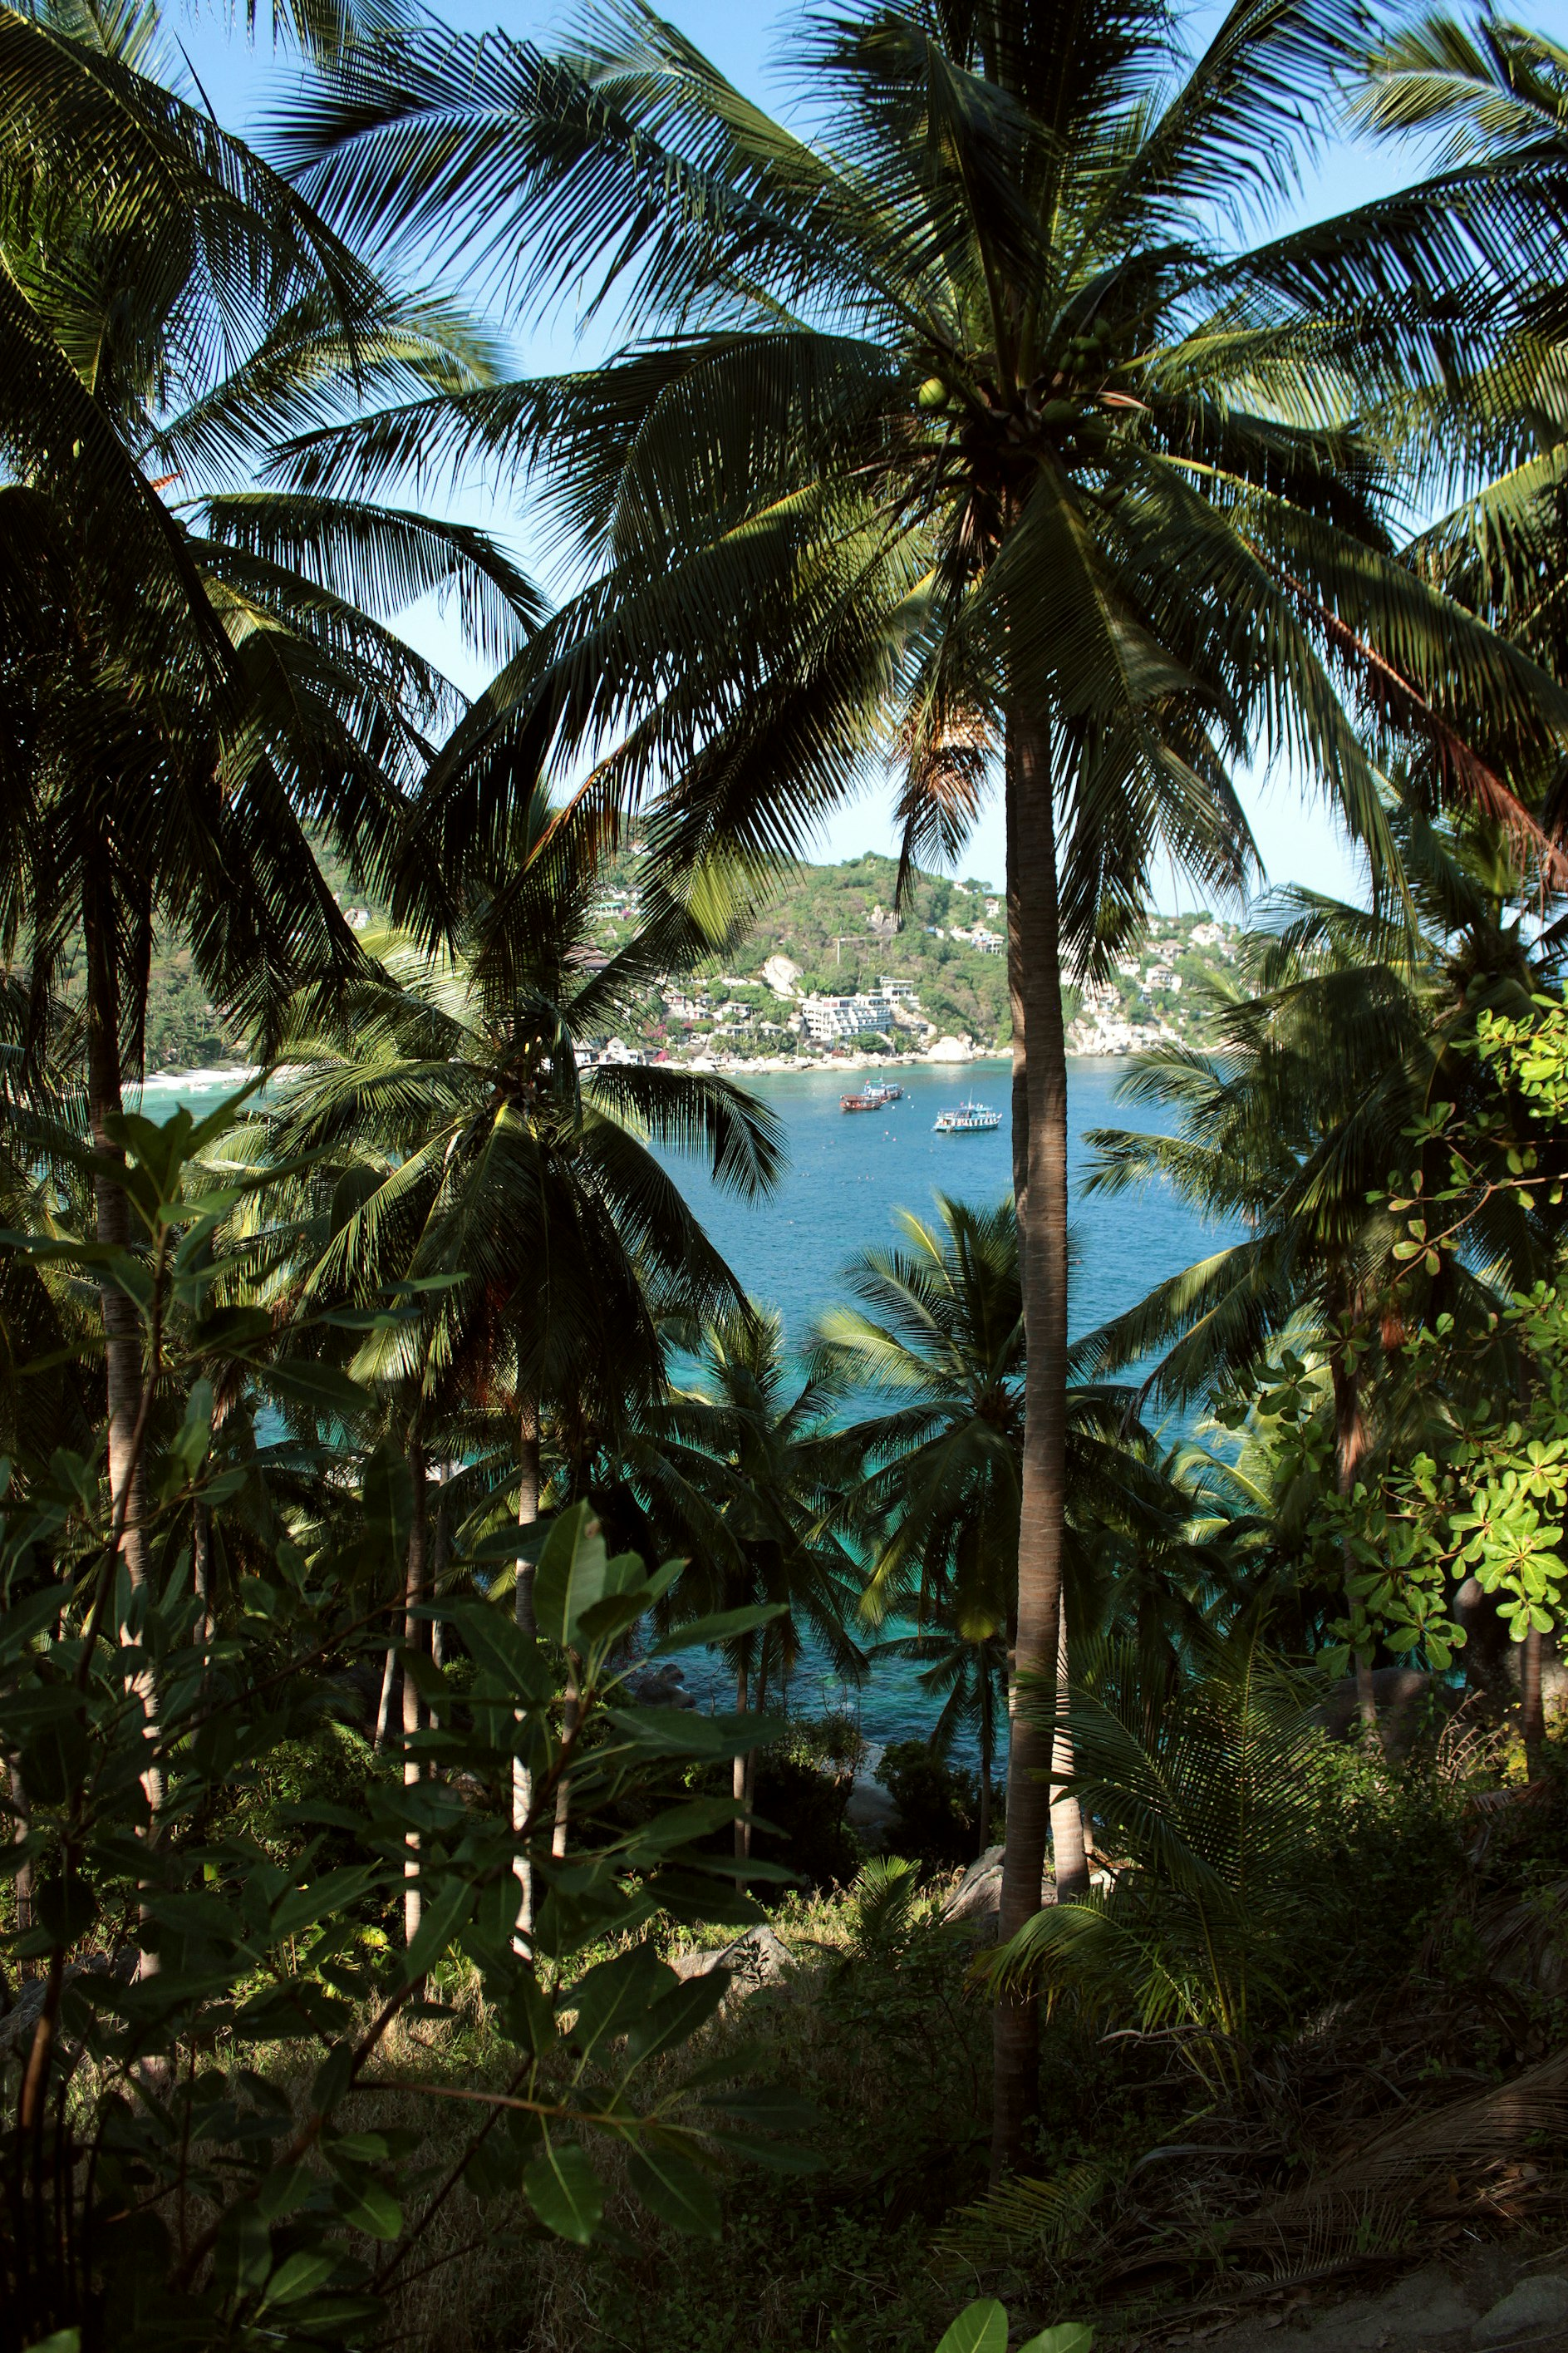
[{"left": 799, "top": 989, "right": 899, "bottom": 1040}]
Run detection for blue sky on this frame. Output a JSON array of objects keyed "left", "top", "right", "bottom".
[{"left": 170, "top": 0, "right": 1566, "bottom": 910}]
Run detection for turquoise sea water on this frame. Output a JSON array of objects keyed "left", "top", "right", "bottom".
[
  {"left": 141, "top": 1058, "right": 1220, "bottom": 1754},
  {"left": 666, "top": 1058, "right": 1212, "bottom": 1356}
]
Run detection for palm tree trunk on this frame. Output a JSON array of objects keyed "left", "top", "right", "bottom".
[
  {"left": 403, "top": 1437, "right": 428, "bottom": 1950},
  {"left": 193, "top": 1499, "right": 214, "bottom": 1695},
  {"left": 84, "top": 849, "right": 164, "bottom": 1989},
  {"left": 1330, "top": 1346, "right": 1378, "bottom": 1741},
  {"left": 552, "top": 1670, "right": 578, "bottom": 1860},
  {"left": 1522, "top": 1626, "right": 1546, "bottom": 1774},
  {"left": 84, "top": 849, "right": 151, "bottom": 1605},
  {"left": 993, "top": 709, "right": 1070, "bottom": 2179},
  {"left": 732, "top": 1660, "right": 750, "bottom": 1862},
  {"left": 512, "top": 1400, "right": 540, "bottom": 1949},
  {"left": 9, "top": 1762, "right": 32, "bottom": 1942},
  {"left": 1006, "top": 731, "right": 1029, "bottom": 1213},
  {"left": 977, "top": 1653, "right": 993, "bottom": 1857},
  {"left": 429, "top": 1483, "right": 449, "bottom": 1729},
  {"left": 1049, "top": 1607, "right": 1088, "bottom": 1898},
  {"left": 374, "top": 1646, "right": 397, "bottom": 1753}
]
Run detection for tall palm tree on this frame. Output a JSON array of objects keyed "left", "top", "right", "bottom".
[
  {"left": 633, "top": 1304, "right": 865, "bottom": 1858},
  {"left": 0, "top": 0, "right": 536, "bottom": 1613},
  {"left": 817, "top": 1191, "right": 1207, "bottom": 1873},
  {"left": 274, "top": 0, "right": 1568, "bottom": 2161},
  {"left": 816, "top": 1198, "right": 1024, "bottom": 1645},
  {"left": 263, "top": 790, "right": 783, "bottom": 1917}
]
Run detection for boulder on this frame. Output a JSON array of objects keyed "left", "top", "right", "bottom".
[
  {"left": 0, "top": 1950, "right": 135, "bottom": 2055},
  {"left": 1472, "top": 2275, "right": 1568, "bottom": 2346},
  {"left": 924, "top": 1035, "right": 974, "bottom": 1062},
  {"left": 943, "top": 1844, "right": 1005, "bottom": 1922},
  {"left": 762, "top": 953, "right": 800, "bottom": 997},
  {"left": 1375, "top": 2267, "right": 1472, "bottom": 2341},
  {"left": 843, "top": 1771, "right": 899, "bottom": 1834},
  {"left": 670, "top": 1922, "right": 792, "bottom": 1991},
  {"left": 941, "top": 1846, "right": 1058, "bottom": 1924},
  {"left": 622, "top": 1660, "right": 695, "bottom": 1709}
]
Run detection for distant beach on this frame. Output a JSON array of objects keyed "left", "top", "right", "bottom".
[{"left": 134, "top": 1064, "right": 259, "bottom": 1093}]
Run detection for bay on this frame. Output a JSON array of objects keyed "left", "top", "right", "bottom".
[{"left": 668, "top": 1057, "right": 1212, "bottom": 1353}]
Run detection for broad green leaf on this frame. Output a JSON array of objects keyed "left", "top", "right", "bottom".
[
  {"left": 169, "top": 1378, "right": 214, "bottom": 1475},
  {"left": 336, "top": 2178, "right": 401, "bottom": 2240},
  {"left": 272, "top": 1868, "right": 380, "bottom": 1940},
  {"left": 533, "top": 1507, "right": 645, "bottom": 1645},
  {"left": 705, "top": 2126, "right": 823, "bottom": 2173},
  {"left": 401, "top": 1876, "right": 477, "bottom": 1984},
  {"left": 625, "top": 1967, "right": 731, "bottom": 2065},
  {"left": 1016, "top": 2327, "right": 1094, "bottom": 2353},
  {"left": 627, "top": 2141, "right": 721, "bottom": 2237},
  {"left": 935, "top": 2302, "right": 1009, "bottom": 2353},
  {"left": 0, "top": 1587, "right": 67, "bottom": 1664},
  {"left": 563, "top": 1945, "right": 674, "bottom": 2060},
  {"left": 446, "top": 1598, "right": 549, "bottom": 1700},
  {"left": 215, "top": 2199, "right": 273, "bottom": 2292},
  {"left": 605, "top": 1707, "right": 787, "bottom": 1758},
  {"left": 260, "top": 2252, "right": 338, "bottom": 2308},
  {"left": 523, "top": 2142, "right": 604, "bottom": 2243}
]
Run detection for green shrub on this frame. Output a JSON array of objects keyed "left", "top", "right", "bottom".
[
  {"left": 753, "top": 1746, "right": 862, "bottom": 1888},
  {"left": 876, "top": 1740, "right": 983, "bottom": 1869}
]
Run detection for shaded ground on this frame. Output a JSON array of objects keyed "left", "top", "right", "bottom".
[{"left": 1138, "top": 2252, "right": 1568, "bottom": 2353}]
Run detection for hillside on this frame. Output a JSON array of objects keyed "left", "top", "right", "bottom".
[
  {"left": 584, "top": 848, "right": 1244, "bottom": 1064},
  {"left": 130, "top": 847, "right": 1243, "bottom": 1073}
]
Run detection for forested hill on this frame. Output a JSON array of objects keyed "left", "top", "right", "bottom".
[
  {"left": 585, "top": 848, "right": 1245, "bottom": 1061},
  {"left": 133, "top": 846, "right": 1242, "bottom": 1070}
]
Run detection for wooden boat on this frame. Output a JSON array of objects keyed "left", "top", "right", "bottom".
[{"left": 840, "top": 1081, "right": 903, "bottom": 1112}]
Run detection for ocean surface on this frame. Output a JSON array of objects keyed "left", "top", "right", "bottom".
[
  {"left": 666, "top": 1059, "right": 1212, "bottom": 1357},
  {"left": 140, "top": 1058, "right": 1221, "bottom": 1759}
]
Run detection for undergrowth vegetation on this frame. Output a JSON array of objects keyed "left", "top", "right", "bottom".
[{"left": 155, "top": 1699, "right": 1568, "bottom": 2353}]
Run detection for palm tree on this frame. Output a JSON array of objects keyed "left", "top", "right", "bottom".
[
  {"left": 263, "top": 791, "right": 783, "bottom": 1918},
  {"left": 274, "top": 0, "right": 1568, "bottom": 2163},
  {"left": 633, "top": 1304, "right": 864, "bottom": 1858},
  {"left": 817, "top": 1191, "right": 1207, "bottom": 1878},
  {"left": 816, "top": 1199, "right": 1023, "bottom": 1640},
  {"left": 868, "top": 1623, "right": 1008, "bottom": 1856},
  {"left": 993, "top": 1614, "right": 1322, "bottom": 2094},
  {"left": 0, "top": 0, "right": 535, "bottom": 1615}
]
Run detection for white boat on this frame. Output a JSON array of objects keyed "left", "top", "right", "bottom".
[{"left": 933, "top": 1100, "right": 1001, "bottom": 1135}]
